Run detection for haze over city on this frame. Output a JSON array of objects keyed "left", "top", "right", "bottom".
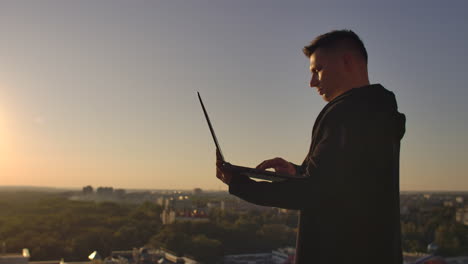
[{"left": 1, "top": 0, "right": 467, "bottom": 191}]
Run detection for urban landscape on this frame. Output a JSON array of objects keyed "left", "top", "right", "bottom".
[{"left": 0, "top": 186, "right": 467, "bottom": 264}]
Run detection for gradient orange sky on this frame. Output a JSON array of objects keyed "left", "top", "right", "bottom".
[{"left": 1, "top": 1, "right": 467, "bottom": 190}]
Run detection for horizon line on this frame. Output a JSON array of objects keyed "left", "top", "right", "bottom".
[{"left": 1, "top": 185, "right": 468, "bottom": 193}]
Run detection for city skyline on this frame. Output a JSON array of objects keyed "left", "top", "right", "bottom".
[{"left": 1, "top": 1, "right": 467, "bottom": 190}]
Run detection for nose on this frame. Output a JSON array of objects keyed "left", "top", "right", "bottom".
[{"left": 309, "top": 73, "right": 319, "bottom": 88}]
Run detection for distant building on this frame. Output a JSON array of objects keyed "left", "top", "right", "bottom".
[
  {"left": 206, "top": 201, "right": 221, "bottom": 209},
  {"left": 158, "top": 248, "right": 199, "bottom": 264},
  {"left": 110, "top": 247, "right": 198, "bottom": 264},
  {"left": 159, "top": 197, "right": 193, "bottom": 211},
  {"left": 403, "top": 253, "right": 435, "bottom": 264},
  {"left": 161, "top": 209, "right": 176, "bottom": 224},
  {"left": 173, "top": 197, "right": 193, "bottom": 211},
  {"left": 224, "top": 248, "right": 295, "bottom": 264},
  {"left": 0, "top": 248, "right": 29, "bottom": 264},
  {"left": 29, "top": 261, "right": 88, "bottom": 264},
  {"left": 271, "top": 247, "right": 295, "bottom": 264},
  {"left": 161, "top": 208, "right": 209, "bottom": 225},
  {"left": 224, "top": 253, "right": 271, "bottom": 264},
  {"left": 455, "top": 207, "right": 468, "bottom": 226},
  {"left": 0, "top": 254, "right": 28, "bottom": 264},
  {"left": 445, "top": 256, "right": 468, "bottom": 264},
  {"left": 1, "top": 248, "right": 89, "bottom": 264},
  {"left": 193, "top": 188, "right": 203, "bottom": 195},
  {"left": 277, "top": 208, "right": 296, "bottom": 215},
  {"left": 174, "top": 216, "right": 209, "bottom": 223},
  {"left": 443, "top": 201, "right": 454, "bottom": 207},
  {"left": 156, "top": 197, "right": 165, "bottom": 207}
]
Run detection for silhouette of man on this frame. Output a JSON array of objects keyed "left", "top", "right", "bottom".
[{"left": 216, "top": 30, "right": 406, "bottom": 264}]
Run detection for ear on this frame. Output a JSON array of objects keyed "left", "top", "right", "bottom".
[{"left": 342, "top": 52, "right": 354, "bottom": 73}]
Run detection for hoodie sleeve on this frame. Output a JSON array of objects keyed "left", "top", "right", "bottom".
[
  {"left": 291, "top": 162, "right": 307, "bottom": 176},
  {"left": 228, "top": 113, "right": 349, "bottom": 210}
]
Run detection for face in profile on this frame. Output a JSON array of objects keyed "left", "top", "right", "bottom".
[{"left": 309, "top": 48, "right": 347, "bottom": 102}]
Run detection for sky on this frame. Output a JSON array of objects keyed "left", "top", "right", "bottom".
[{"left": 0, "top": 0, "right": 467, "bottom": 191}]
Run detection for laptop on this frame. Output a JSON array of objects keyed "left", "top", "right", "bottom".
[{"left": 197, "top": 92, "right": 303, "bottom": 182}]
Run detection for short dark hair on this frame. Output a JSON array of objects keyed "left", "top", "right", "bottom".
[{"left": 303, "top": 30, "right": 368, "bottom": 63}]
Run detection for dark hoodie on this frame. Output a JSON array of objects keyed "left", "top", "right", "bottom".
[{"left": 229, "top": 84, "right": 406, "bottom": 264}]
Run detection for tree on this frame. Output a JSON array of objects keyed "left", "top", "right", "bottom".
[
  {"left": 82, "top": 186, "right": 93, "bottom": 195},
  {"left": 187, "top": 235, "right": 222, "bottom": 263}
]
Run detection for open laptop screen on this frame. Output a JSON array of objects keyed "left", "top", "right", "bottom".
[{"left": 197, "top": 92, "right": 225, "bottom": 162}]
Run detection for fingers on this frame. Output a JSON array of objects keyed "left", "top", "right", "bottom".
[
  {"left": 216, "top": 151, "right": 231, "bottom": 184},
  {"left": 216, "top": 149, "right": 223, "bottom": 168},
  {"left": 216, "top": 166, "right": 232, "bottom": 184},
  {"left": 216, "top": 167, "right": 223, "bottom": 181},
  {"left": 256, "top": 159, "right": 276, "bottom": 170},
  {"left": 256, "top": 157, "right": 288, "bottom": 170},
  {"left": 256, "top": 160, "right": 268, "bottom": 169}
]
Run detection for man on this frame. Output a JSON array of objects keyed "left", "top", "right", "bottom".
[{"left": 216, "top": 30, "right": 406, "bottom": 264}]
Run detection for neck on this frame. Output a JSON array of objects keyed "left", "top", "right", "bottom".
[
  {"left": 349, "top": 72, "right": 370, "bottom": 89},
  {"left": 330, "top": 72, "right": 370, "bottom": 102}
]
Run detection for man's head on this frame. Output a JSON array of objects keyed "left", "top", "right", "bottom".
[{"left": 303, "top": 30, "right": 369, "bottom": 102}]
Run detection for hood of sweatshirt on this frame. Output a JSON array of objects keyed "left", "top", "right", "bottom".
[{"left": 330, "top": 83, "right": 406, "bottom": 140}]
